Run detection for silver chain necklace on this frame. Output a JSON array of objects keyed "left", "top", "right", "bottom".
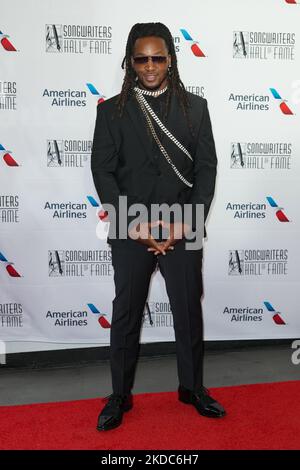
[
  {"left": 135, "top": 85, "right": 168, "bottom": 97},
  {"left": 134, "top": 87, "right": 193, "bottom": 188}
]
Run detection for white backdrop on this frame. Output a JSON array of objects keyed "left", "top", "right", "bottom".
[{"left": 1, "top": 0, "right": 300, "bottom": 349}]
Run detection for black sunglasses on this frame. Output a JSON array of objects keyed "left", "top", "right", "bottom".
[{"left": 132, "top": 55, "right": 168, "bottom": 65}]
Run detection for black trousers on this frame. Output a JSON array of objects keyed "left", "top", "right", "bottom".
[{"left": 109, "top": 237, "right": 204, "bottom": 395}]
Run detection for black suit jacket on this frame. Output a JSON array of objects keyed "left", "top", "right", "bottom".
[{"left": 91, "top": 90, "right": 217, "bottom": 243}]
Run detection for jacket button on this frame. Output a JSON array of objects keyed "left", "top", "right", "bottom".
[{"left": 157, "top": 170, "right": 162, "bottom": 176}]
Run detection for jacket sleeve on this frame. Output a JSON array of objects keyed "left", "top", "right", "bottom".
[
  {"left": 91, "top": 103, "right": 147, "bottom": 238},
  {"left": 187, "top": 98, "right": 217, "bottom": 234},
  {"left": 91, "top": 103, "right": 121, "bottom": 216}
]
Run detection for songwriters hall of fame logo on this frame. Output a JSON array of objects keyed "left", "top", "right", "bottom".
[
  {"left": 47, "top": 140, "right": 91, "bottom": 167},
  {"left": 231, "top": 143, "right": 248, "bottom": 169},
  {"left": 48, "top": 249, "right": 112, "bottom": 277},
  {"left": 49, "top": 250, "right": 65, "bottom": 276},
  {"left": 228, "top": 249, "right": 288, "bottom": 276},
  {"left": 229, "top": 250, "right": 244, "bottom": 275},
  {"left": 45, "top": 24, "right": 112, "bottom": 54},
  {"left": 230, "top": 142, "right": 292, "bottom": 170},
  {"left": 47, "top": 140, "right": 65, "bottom": 166},
  {"left": 142, "top": 301, "right": 173, "bottom": 328},
  {"left": 233, "top": 31, "right": 295, "bottom": 60},
  {"left": 46, "top": 25, "right": 63, "bottom": 52},
  {"left": 233, "top": 32, "right": 249, "bottom": 58}
]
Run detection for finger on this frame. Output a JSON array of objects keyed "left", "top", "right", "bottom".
[
  {"left": 160, "top": 243, "right": 175, "bottom": 251},
  {"left": 147, "top": 248, "right": 160, "bottom": 255},
  {"left": 160, "top": 220, "right": 170, "bottom": 228},
  {"left": 148, "top": 240, "right": 163, "bottom": 251},
  {"left": 162, "top": 239, "right": 173, "bottom": 251},
  {"left": 148, "top": 242, "right": 174, "bottom": 253},
  {"left": 150, "top": 238, "right": 166, "bottom": 255},
  {"left": 149, "top": 220, "right": 160, "bottom": 227},
  {"left": 157, "top": 246, "right": 173, "bottom": 255},
  {"left": 157, "top": 246, "right": 173, "bottom": 251}
]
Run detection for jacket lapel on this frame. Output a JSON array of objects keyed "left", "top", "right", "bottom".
[
  {"left": 125, "top": 93, "right": 156, "bottom": 164},
  {"left": 163, "top": 91, "right": 178, "bottom": 141},
  {"left": 125, "top": 90, "right": 184, "bottom": 163}
]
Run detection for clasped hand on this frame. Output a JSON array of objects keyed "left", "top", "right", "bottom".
[{"left": 128, "top": 220, "right": 191, "bottom": 255}]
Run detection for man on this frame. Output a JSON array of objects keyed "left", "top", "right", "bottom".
[{"left": 91, "top": 22, "right": 226, "bottom": 431}]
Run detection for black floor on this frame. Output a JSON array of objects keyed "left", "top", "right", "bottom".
[{"left": 0, "top": 343, "right": 299, "bottom": 406}]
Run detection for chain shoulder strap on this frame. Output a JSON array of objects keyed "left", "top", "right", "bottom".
[{"left": 134, "top": 89, "right": 193, "bottom": 188}]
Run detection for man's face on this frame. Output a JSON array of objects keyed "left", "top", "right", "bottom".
[{"left": 131, "top": 36, "right": 171, "bottom": 91}]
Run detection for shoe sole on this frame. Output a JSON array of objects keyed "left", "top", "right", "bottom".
[{"left": 96, "top": 403, "right": 133, "bottom": 431}]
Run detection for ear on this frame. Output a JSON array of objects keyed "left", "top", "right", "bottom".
[{"left": 168, "top": 54, "right": 171, "bottom": 67}]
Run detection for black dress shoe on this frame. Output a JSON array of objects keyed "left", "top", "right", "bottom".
[
  {"left": 178, "top": 385, "right": 226, "bottom": 418},
  {"left": 97, "top": 393, "right": 133, "bottom": 431}
]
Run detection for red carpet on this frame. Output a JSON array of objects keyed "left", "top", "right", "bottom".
[{"left": 0, "top": 381, "right": 299, "bottom": 450}]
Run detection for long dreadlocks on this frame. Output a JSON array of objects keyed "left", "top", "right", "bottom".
[{"left": 115, "top": 22, "right": 194, "bottom": 137}]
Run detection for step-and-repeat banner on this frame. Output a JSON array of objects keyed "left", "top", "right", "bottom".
[{"left": 1, "top": 0, "right": 300, "bottom": 345}]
